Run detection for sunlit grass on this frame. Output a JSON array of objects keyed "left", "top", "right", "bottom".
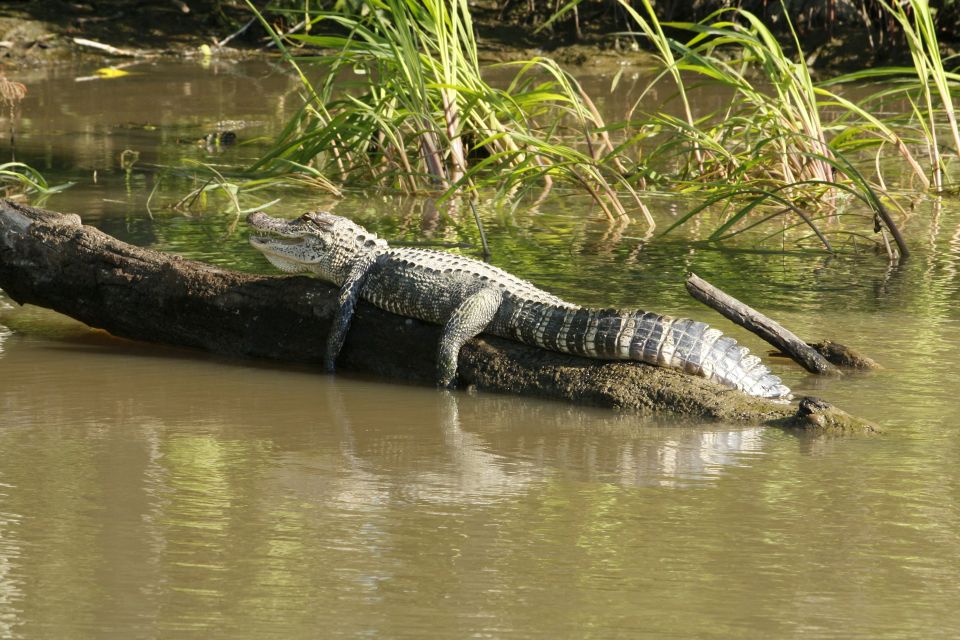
[
  {"left": 596, "top": 1, "right": 931, "bottom": 258},
  {"left": 223, "top": 0, "right": 960, "bottom": 259},
  {"left": 243, "top": 0, "right": 653, "bottom": 223},
  {"left": 0, "top": 162, "right": 73, "bottom": 200},
  {"left": 818, "top": 0, "right": 960, "bottom": 192}
]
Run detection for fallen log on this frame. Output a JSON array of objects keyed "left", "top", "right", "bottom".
[{"left": 0, "top": 200, "right": 878, "bottom": 434}]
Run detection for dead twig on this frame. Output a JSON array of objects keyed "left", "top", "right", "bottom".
[
  {"left": 72, "top": 38, "right": 148, "bottom": 58},
  {"left": 685, "top": 272, "right": 841, "bottom": 376}
]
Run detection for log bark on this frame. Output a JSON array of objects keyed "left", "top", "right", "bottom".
[
  {"left": 686, "top": 272, "right": 841, "bottom": 375},
  {"left": 0, "top": 200, "right": 878, "bottom": 434}
]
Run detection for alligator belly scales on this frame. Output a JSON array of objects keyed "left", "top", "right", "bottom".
[{"left": 246, "top": 210, "right": 791, "bottom": 400}]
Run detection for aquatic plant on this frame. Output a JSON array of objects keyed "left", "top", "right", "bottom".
[
  {"left": 233, "top": 0, "right": 960, "bottom": 260},
  {"left": 624, "top": 1, "right": 836, "bottom": 183},
  {"left": 243, "top": 0, "right": 652, "bottom": 223},
  {"left": 164, "top": 161, "right": 286, "bottom": 226},
  {"left": 821, "top": 0, "right": 960, "bottom": 192},
  {"left": 0, "top": 162, "right": 73, "bottom": 201},
  {"left": 0, "top": 73, "right": 27, "bottom": 161},
  {"left": 0, "top": 73, "right": 74, "bottom": 202},
  {"left": 599, "top": 1, "right": 910, "bottom": 256}
]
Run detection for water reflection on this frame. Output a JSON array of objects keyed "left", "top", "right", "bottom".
[
  {"left": 4, "top": 324, "right": 956, "bottom": 638},
  {"left": 647, "top": 428, "right": 767, "bottom": 488},
  {"left": 0, "top": 327, "right": 787, "bottom": 636},
  {"left": 0, "top": 297, "right": 11, "bottom": 357},
  {"left": 11, "top": 59, "right": 301, "bottom": 176},
  {"left": 0, "top": 475, "right": 22, "bottom": 640},
  {"left": 0, "top": 317, "right": 776, "bottom": 488}
]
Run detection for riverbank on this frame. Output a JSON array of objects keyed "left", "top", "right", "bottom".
[
  {"left": 2, "top": 0, "right": 954, "bottom": 72},
  {"left": 0, "top": 0, "right": 246, "bottom": 68}
]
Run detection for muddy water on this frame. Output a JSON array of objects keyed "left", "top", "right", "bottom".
[{"left": 1, "top": 60, "right": 960, "bottom": 638}]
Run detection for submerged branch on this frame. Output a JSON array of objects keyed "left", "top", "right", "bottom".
[{"left": 873, "top": 204, "right": 910, "bottom": 261}]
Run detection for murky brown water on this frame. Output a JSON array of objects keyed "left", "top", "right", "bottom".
[{"left": 1, "top": 60, "right": 960, "bottom": 639}]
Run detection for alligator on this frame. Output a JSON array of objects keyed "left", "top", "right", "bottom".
[{"left": 246, "top": 211, "right": 792, "bottom": 400}]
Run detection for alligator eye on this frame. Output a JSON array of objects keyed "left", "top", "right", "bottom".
[{"left": 301, "top": 211, "right": 333, "bottom": 230}]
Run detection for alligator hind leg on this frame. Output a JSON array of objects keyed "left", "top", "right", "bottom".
[{"left": 437, "top": 287, "right": 503, "bottom": 388}]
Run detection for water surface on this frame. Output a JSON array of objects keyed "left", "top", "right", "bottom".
[{"left": 1, "top": 60, "right": 959, "bottom": 639}]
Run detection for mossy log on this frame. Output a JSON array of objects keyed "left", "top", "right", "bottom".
[
  {"left": 810, "top": 339, "right": 882, "bottom": 370},
  {"left": 0, "top": 200, "right": 879, "bottom": 434}
]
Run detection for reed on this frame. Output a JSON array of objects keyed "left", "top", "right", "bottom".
[
  {"left": 622, "top": 4, "right": 839, "bottom": 188},
  {"left": 244, "top": 0, "right": 652, "bottom": 222},
  {"left": 235, "top": 0, "right": 955, "bottom": 258},
  {"left": 0, "top": 162, "right": 72, "bottom": 200},
  {"left": 612, "top": 0, "right": 958, "bottom": 197},
  {"left": 881, "top": 0, "right": 960, "bottom": 191},
  {"left": 0, "top": 73, "right": 27, "bottom": 161},
  {"left": 817, "top": 0, "right": 959, "bottom": 191},
  {"left": 600, "top": 1, "right": 916, "bottom": 257}
]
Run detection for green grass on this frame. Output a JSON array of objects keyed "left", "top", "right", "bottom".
[
  {"left": 244, "top": 0, "right": 652, "bottom": 223},
  {"left": 818, "top": 0, "right": 960, "bottom": 192},
  {"left": 595, "top": 0, "right": 940, "bottom": 258},
  {"left": 226, "top": 0, "right": 960, "bottom": 259},
  {"left": 0, "top": 162, "right": 73, "bottom": 200}
]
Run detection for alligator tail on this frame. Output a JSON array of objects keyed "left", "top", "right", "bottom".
[{"left": 506, "top": 303, "right": 791, "bottom": 400}]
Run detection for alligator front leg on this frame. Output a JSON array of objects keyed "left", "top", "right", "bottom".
[
  {"left": 325, "top": 256, "right": 376, "bottom": 372},
  {"left": 437, "top": 287, "right": 503, "bottom": 387}
]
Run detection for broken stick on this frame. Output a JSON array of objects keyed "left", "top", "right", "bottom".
[
  {"left": 72, "top": 37, "right": 147, "bottom": 58},
  {"left": 685, "top": 272, "right": 840, "bottom": 376}
]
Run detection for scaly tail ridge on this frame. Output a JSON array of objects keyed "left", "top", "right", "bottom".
[{"left": 510, "top": 302, "right": 791, "bottom": 399}]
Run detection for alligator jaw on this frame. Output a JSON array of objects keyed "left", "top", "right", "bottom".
[
  {"left": 247, "top": 210, "right": 338, "bottom": 238},
  {"left": 248, "top": 239, "right": 309, "bottom": 273},
  {"left": 247, "top": 211, "right": 303, "bottom": 255},
  {"left": 246, "top": 211, "right": 304, "bottom": 238}
]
